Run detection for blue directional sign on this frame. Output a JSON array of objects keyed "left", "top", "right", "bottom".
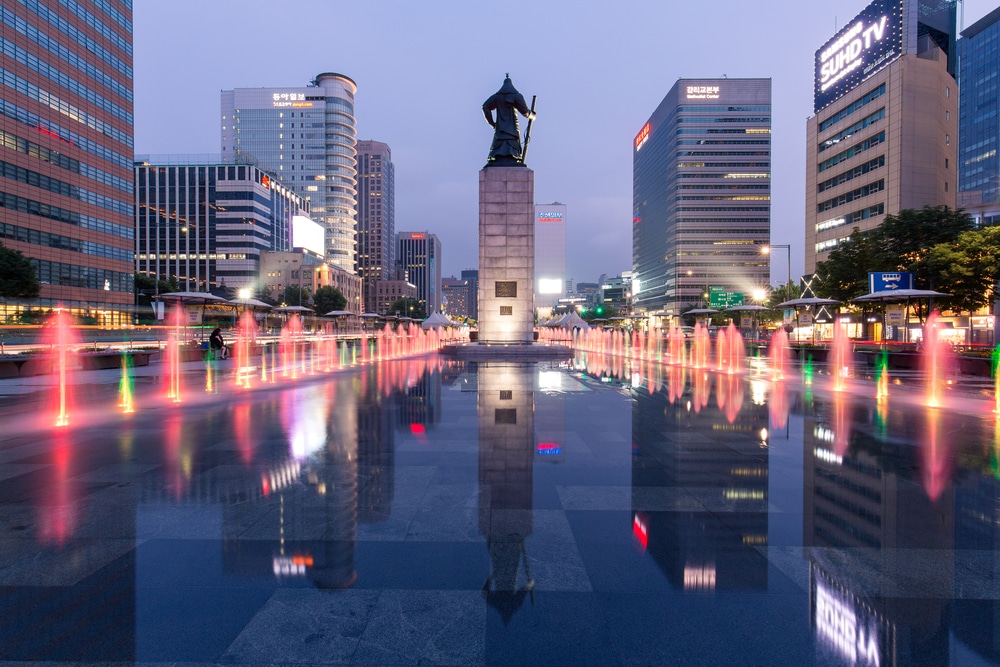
[{"left": 868, "top": 272, "right": 913, "bottom": 292}]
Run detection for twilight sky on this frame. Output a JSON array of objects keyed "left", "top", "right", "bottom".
[{"left": 133, "top": 0, "right": 997, "bottom": 285}]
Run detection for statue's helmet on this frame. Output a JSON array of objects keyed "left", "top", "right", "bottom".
[{"left": 497, "top": 76, "right": 518, "bottom": 96}]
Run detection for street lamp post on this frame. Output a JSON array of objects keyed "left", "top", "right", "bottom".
[{"left": 762, "top": 245, "right": 792, "bottom": 299}]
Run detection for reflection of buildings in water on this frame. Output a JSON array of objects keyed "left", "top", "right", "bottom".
[
  {"left": 803, "top": 398, "right": 955, "bottom": 665},
  {"left": 631, "top": 379, "right": 769, "bottom": 591},
  {"left": 217, "top": 378, "right": 361, "bottom": 589},
  {"left": 953, "top": 471, "right": 1000, "bottom": 662},
  {"left": 476, "top": 362, "right": 536, "bottom": 623},
  {"left": 357, "top": 366, "right": 396, "bottom": 523},
  {"left": 534, "top": 368, "right": 567, "bottom": 464},
  {"left": 397, "top": 362, "right": 443, "bottom": 429}
]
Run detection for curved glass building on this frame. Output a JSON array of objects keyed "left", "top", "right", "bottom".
[{"left": 221, "top": 73, "right": 359, "bottom": 273}]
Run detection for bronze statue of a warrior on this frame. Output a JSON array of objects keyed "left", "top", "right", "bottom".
[{"left": 483, "top": 74, "right": 536, "bottom": 166}]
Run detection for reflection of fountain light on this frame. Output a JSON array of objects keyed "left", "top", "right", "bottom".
[
  {"left": 921, "top": 408, "right": 951, "bottom": 501},
  {"left": 769, "top": 381, "right": 788, "bottom": 430},
  {"left": 994, "top": 421, "right": 1000, "bottom": 479},
  {"left": 716, "top": 373, "right": 744, "bottom": 424},
  {"left": 832, "top": 392, "right": 850, "bottom": 456},
  {"left": 233, "top": 403, "right": 254, "bottom": 464},
  {"left": 37, "top": 430, "right": 76, "bottom": 544},
  {"left": 693, "top": 371, "right": 709, "bottom": 412},
  {"left": 750, "top": 378, "right": 767, "bottom": 405}
]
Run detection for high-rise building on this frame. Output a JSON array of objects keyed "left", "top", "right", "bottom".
[
  {"left": 135, "top": 159, "right": 309, "bottom": 294},
  {"left": 397, "top": 232, "right": 442, "bottom": 314},
  {"left": 461, "top": 269, "right": 479, "bottom": 320},
  {"left": 805, "top": 0, "right": 957, "bottom": 274},
  {"left": 0, "top": 0, "right": 135, "bottom": 325},
  {"left": 958, "top": 7, "right": 1000, "bottom": 227},
  {"left": 221, "top": 73, "right": 358, "bottom": 274},
  {"left": 535, "top": 202, "right": 567, "bottom": 304},
  {"left": 632, "top": 79, "right": 771, "bottom": 315},
  {"left": 356, "top": 140, "right": 394, "bottom": 312},
  {"left": 442, "top": 276, "right": 470, "bottom": 318}
]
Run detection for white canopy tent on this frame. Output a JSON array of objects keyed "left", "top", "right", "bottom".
[{"left": 421, "top": 312, "right": 454, "bottom": 330}]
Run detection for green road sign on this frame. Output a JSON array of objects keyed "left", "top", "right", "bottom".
[{"left": 708, "top": 287, "right": 745, "bottom": 309}]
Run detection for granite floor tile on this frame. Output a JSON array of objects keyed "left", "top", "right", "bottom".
[
  {"left": 222, "top": 588, "right": 380, "bottom": 664},
  {"left": 352, "top": 589, "right": 485, "bottom": 666}
]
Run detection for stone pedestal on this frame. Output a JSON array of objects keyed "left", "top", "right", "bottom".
[{"left": 478, "top": 166, "right": 534, "bottom": 344}]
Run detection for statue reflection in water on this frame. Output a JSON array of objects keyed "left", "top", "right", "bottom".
[{"left": 476, "top": 362, "right": 536, "bottom": 623}]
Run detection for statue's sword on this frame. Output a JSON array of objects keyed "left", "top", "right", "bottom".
[{"left": 520, "top": 95, "right": 537, "bottom": 164}]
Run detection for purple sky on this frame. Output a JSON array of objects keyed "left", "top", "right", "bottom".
[{"left": 133, "top": 0, "right": 997, "bottom": 285}]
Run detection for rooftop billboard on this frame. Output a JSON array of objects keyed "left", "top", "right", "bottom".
[
  {"left": 814, "top": 0, "right": 903, "bottom": 112},
  {"left": 292, "top": 215, "right": 324, "bottom": 257}
]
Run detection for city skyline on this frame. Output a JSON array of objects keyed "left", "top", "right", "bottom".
[{"left": 133, "top": 0, "right": 998, "bottom": 286}]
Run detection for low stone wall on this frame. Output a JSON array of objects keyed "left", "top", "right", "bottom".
[{"left": 0, "top": 350, "right": 154, "bottom": 377}]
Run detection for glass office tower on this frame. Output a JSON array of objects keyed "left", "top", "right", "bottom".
[
  {"left": 0, "top": 0, "right": 135, "bottom": 325},
  {"left": 958, "top": 7, "right": 1000, "bottom": 227},
  {"left": 221, "top": 73, "right": 358, "bottom": 274},
  {"left": 397, "top": 232, "right": 442, "bottom": 315},
  {"left": 135, "top": 160, "right": 306, "bottom": 294},
  {"left": 632, "top": 79, "right": 771, "bottom": 316},
  {"left": 356, "top": 140, "right": 395, "bottom": 313}
]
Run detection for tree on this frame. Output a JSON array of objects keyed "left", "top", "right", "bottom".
[
  {"left": 814, "top": 228, "right": 882, "bottom": 337},
  {"left": 580, "top": 305, "right": 618, "bottom": 322},
  {"left": 312, "top": 286, "right": 346, "bottom": 315},
  {"left": 388, "top": 297, "right": 426, "bottom": 319},
  {"left": 766, "top": 282, "right": 801, "bottom": 309},
  {"left": 872, "top": 206, "right": 976, "bottom": 289},
  {"left": 253, "top": 287, "right": 278, "bottom": 306},
  {"left": 282, "top": 285, "right": 310, "bottom": 307},
  {"left": 134, "top": 273, "right": 179, "bottom": 306},
  {"left": 925, "top": 225, "right": 1000, "bottom": 314},
  {"left": 814, "top": 227, "right": 880, "bottom": 303},
  {"left": 0, "top": 243, "right": 40, "bottom": 300}
]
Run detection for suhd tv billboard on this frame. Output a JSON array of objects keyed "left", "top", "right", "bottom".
[{"left": 814, "top": 0, "right": 903, "bottom": 113}]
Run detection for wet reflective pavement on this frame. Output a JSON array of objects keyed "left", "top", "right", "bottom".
[{"left": 1, "top": 355, "right": 999, "bottom": 665}]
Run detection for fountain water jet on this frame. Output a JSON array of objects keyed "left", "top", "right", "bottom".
[
  {"left": 831, "top": 320, "right": 850, "bottom": 392},
  {"left": 923, "top": 311, "right": 955, "bottom": 409},
  {"left": 42, "top": 308, "right": 79, "bottom": 426},
  {"left": 768, "top": 328, "right": 791, "bottom": 382},
  {"left": 875, "top": 350, "right": 889, "bottom": 402},
  {"left": 118, "top": 352, "right": 135, "bottom": 414}
]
